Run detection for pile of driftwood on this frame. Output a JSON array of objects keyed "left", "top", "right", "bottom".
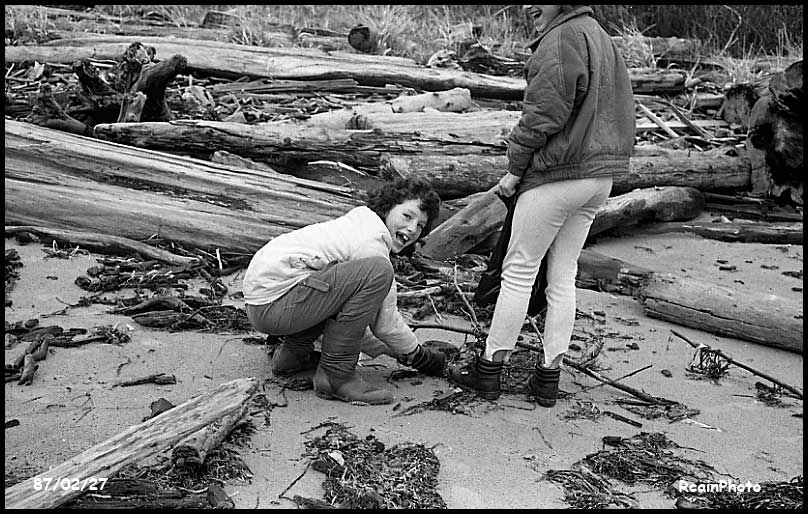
[
  {"left": 3, "top": 8, "right": 804, "bottom": 508},
  {"left": 4, "top": 7, "right": 803, "bottom": 353}
]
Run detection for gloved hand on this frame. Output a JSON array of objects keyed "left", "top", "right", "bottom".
[{"left": 398, "top": 341, "right": 459, "bottom": 376}]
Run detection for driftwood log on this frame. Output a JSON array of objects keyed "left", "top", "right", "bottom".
[
  {"left": 5, "top": 35, "right": 688, "bottom": 98},
  {"left": 420, "top": 188, "right": 505, "bottom": 261},
  {"left": 421, "top": 186, "right": 705, "bottom": 260},
  {"left": 4, "top": 226, "right": 200, "bottom": 266},
  {"left": 4, "top": 378, "right": 258, "bottom": 509},
  {"left": 746, "top": 60, "right": 803, "bottom": 205},
  {"left": 609, "top": 220, "right": 803, "bottom": 245},
  {"left": 640, "top": 273, "right": 802, "bottom": 353},
  {"left": 91, "top": 119, "right": 752, "bottom": 199},
  {"left": 209, "top": 150, "right": 385, "bottom": 193},
  {"left": 574, "top": 250, "right": 801, "bottom": 353},
  {"left": 5, "top": 120, "right": 359, "bottom": 254},
  {"left": 588, "top": 186, "right": 704, "bottom": 237},
  {"left": 26, "top": 42, "right": 187, "bottom": 134},
  {"left": 171, "top": 398, "right": 251, "bottom": 469}
]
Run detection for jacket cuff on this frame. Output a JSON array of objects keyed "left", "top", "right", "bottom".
[
  {"left": 506, "top": 163, "right": 527, "bottom": 177},
  {"left": 506, "top": 140, "right": 533, "bottom": 176}
]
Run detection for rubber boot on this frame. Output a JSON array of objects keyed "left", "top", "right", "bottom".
[
  {"left": 271, "top": 342, "right": 321, "bottom": 376},
  {"left": 528, "top": 364, "right": 561, "bottom": 407},
  {"left": 398, "top": 344, "right": 448, "bottom": 377},
  {"left": 270, "top": 324, "right": 324, "bottom": 376},
  {"left": 448, "top": 355, "right": 503, "bottom": 400},
  {"left": 313, "top": 318, "right": 393, "bottom": 405}
]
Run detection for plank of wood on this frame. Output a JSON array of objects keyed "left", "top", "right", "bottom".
[
  {"left": 637, "top": 102, "right": 680, "bottom": 138},
  {"left": 4, "top": 377, "right": 258, "bottom": 509},
  {"left": 635, "top": 118, "right": 728, "bottom": 134}
]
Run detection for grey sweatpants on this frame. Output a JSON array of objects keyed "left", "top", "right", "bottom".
[{"left": 246, "top": 256, "right": 417, "bottom": 359}]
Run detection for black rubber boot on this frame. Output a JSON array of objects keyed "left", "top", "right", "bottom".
[
  {"left": 313, "top": 318, "right": 393, "bottom": 405},
  {"left": 528, "top": 364, "right": 561, "bottom": 407},
  {"left": 448, "top": 355, "right": 503, "bottom": 400},
  {"left": 271, "top": 342, "right": 321, "bottom": 377},
  {"left": 398, "top": 344, "right": 447, "bottom": 376},
  {"left": 270, "top": 323, "right": 324, "bottom": 376}
]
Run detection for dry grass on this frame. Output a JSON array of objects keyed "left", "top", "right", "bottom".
[
  {"left": 4, "top": 5, "right": 54, "bottom": 44},
  {"left": 5, "top": 4, "right": 803, "bottom": 70},
  {"left": 609, "top": 18, "right": 657, "bottom": 68}
]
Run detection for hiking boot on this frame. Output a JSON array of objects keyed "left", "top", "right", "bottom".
[
  {"left": 448, "top": 355, "right": 503, "bottom": 400},
  {"left": 528, "top": 364, "right": 561, "bottom": 407},
  {"left": 398, "top": 344, "right": 449, "bottom": 376},
  {"left": 271, "top": 342, "right": 321, "bottom": 376},
  {"left": 313, "top": 364, "right": 393, "bottom": 405}
]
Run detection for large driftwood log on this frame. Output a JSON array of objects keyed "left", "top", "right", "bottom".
[
  {"left": 420, "top": 188, "right": 505, "bottom": 261},
  {"left": 209, "top": 150, "right": 385, "bottom": 193},
  {"left": 588, "top": 186, "right": 704, "bottom": 237},
  {"left": 421, "top": 186, "right": 704, "bottom": 260},
  {"left": 5, "top": 35, "right": 688, "bottom": 98},
  {"left": 5, "top": 120, "right": 359, "bottom": 254},
  {"left": 576, "top": 252, "right": 801, "bottom": 353},
  {"left": 4, "top": 378, "right": 258, "bottom": 509},
  {"left": 609, "top": 220, "right": 803, "bottom": 245},
  {"left": 576, "top": 249, "right": 654, "bottom": 296},
  {"left": 92, "top": 119, "right": 752, "bottom": 199},
  {"left": 640, "top": 273, "right": 802, "bottom": 353}
]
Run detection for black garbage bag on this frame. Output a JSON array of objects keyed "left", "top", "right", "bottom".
[{"left": 473, "top": 194, "right": 548, "bottom": 317}]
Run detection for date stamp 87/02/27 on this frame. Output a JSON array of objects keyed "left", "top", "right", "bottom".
[{"left": 32, "top": 476, "right": 108, "bottom": 492}]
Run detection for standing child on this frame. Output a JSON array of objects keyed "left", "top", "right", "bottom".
[{"left": 450, "top": 5, "right": 636, "bottom": 406}]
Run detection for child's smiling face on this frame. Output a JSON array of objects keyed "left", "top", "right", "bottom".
[{"left": 385, "top": 199, "right": 428, "bottom": 254}]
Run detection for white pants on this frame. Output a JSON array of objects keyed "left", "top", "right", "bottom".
[{"left": 484, "top": 177, "right": 612, "bottom": 366}]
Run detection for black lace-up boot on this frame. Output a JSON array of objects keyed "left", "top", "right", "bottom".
[
  {"left": 448, "top": 355, "right": 503, "bottom": 400},
  {"left": 528, "top": 364, "right": 561, "bottom": 407}
]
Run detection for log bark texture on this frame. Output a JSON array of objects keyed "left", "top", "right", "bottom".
[
  {"left": 588, "top": 186, "right": 705, "bottom": 237},
  {"left": 4, "top": 377, "right": 258, "bottom": 510},
  {"left": 420, "top": 188, "right": 506, "bottom": 261},
  {"left": 171, "top": 401, "right": 249, "bottom": 469},
  {"left": 4, "top": 226, "right": 200, "bottom": 266},
  {"left": 91, "top": 119, "right": 751, "bottom": 199},
  {"left": 422, "top": 186, "right": 704, "bottom": 260},
  {"left": 5, "top": 120, "right": 359, "bottom": 254},
  {"left": 746, "top": 60, "right": 803, "bottom": 204},
  {"left": 640, "top": 273, "right": 802, "bottom": 353},
  {"left": 610, "top": 220, "right": 803, "bottom": 245},
  {"left": 5, "top": 35, "right": 688, "bottom": 98}
]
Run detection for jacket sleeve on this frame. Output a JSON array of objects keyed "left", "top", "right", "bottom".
[
  {"left": 507, "top": 26, "right": 588, "bottom": 176},
  {"left": 367, "top": 279, "right": 420, "bottom": 357}
]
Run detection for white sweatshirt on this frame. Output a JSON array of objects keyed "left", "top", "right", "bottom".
[{"left": 243, "top": 206, "right": 418, "bottom": 356}]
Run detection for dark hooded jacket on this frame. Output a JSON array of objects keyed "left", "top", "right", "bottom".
[{"left": 506, "top": 6, "right": 635, "bottom": 193}]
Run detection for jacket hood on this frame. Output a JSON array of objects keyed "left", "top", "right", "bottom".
[{"left": 526, "top": 5, "right": 593, "bottom": 51}]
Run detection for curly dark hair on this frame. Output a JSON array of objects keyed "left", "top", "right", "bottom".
[{"left": 365, "top": 177, "right": 441, "bottom": 238}]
